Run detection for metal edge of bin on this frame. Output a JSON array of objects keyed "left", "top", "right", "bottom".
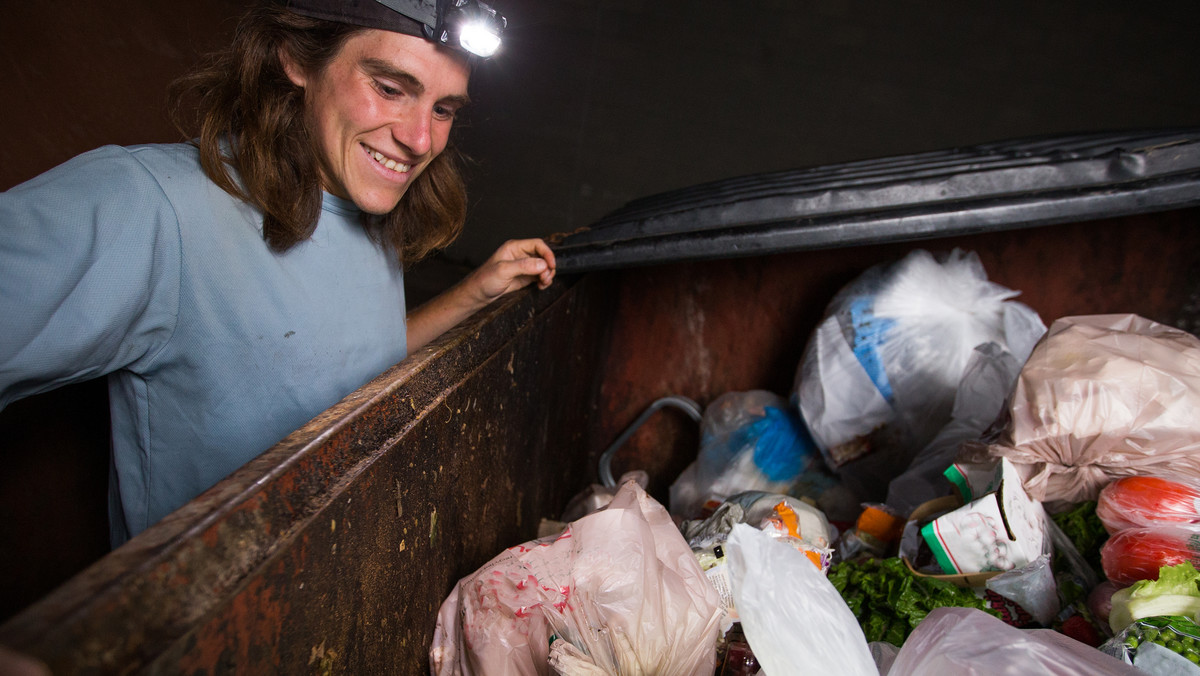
[
  {"left": 551, "top": 129, "right": 1200, "bottom": 272},
  {"left": 0, "top": 276, "right": 578, "bottom": 673}
]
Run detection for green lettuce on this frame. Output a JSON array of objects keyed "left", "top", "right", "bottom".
[
  {"left": 1110, "top": 562, "right": 1200, "bottom": 634},
  {"left": 828, "top": 557, "right": 998, "bottom": 645}
]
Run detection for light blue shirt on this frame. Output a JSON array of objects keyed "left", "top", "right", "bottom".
[{"left": 0, "top": 143, "right": 408, "bottom": 545}]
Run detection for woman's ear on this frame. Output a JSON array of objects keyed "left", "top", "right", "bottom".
[{"left": 279, "top": 46, "right": 307, "bottom": 88}]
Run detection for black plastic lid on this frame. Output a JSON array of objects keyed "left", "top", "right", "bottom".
[{"left": 552, "top": 129, "right": 1200, "bottom": 272}]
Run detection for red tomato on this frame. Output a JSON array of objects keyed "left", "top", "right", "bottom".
[
  {"left": 1101, "top": 525, "right": 1200, "bottom": 586},
  {"left": 1096, "top": 476, "right": 1200, "bottom": 534}
]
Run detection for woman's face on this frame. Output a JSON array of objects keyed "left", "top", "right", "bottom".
[{"left": 285, "top": 29, "right": 470, "bottom": 215}]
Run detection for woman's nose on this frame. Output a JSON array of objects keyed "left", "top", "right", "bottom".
[{"left": 391, "top": 110, "right": 433, "bottom": 158}]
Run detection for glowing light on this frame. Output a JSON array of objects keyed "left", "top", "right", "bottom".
[{"left": 459, "top": 20, "right": 501, "bottom": 57}]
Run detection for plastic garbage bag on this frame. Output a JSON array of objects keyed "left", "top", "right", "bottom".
[
  {"left": 669, "top": 391, "right": 817, "bottom": 519},
  {"left": 887, "top": 607, "right": 1143, "bottom": 675},
  {"left": 981, "top": 314, "right": 1200, "bottom": 507},
  {"left": 726, "top": 523, "right": 877, "bottom": 676},
  {"left": 794, "top": 248, "right": 1045, "bottom": 503},
  {"left": 885, "top": 341, "right": 1024, "bottom": 517},
  {"left": 430, "top": 481, "right": 725, "bottom": 675}
]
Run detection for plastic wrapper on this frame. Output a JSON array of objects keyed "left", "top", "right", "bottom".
[
  {"left": 1097, "top": 476, "right": 1200, "bottom": 535},
  {"left": 1102, "top": 526, "right": 1200, "bottom": 587},
  {"left": 837, "top": 503, "right": 905, "bottom": 561},
  {"left": 1101, "top": 616, "right": 1200, "bottom": 674},
  {"left": 984, "top": 553, "right": 1060, "bottom": 627},
  {"left": 669, "top": 391, "right": 817, "bottom": 519},
  {"left": 981, "top": 314, "right": 1200, "bottom": 506},
  {"left": 684, "top": 492, "right": 835, "bottom": 621},
  {"left": 888, "top": 607, "right": 1143, "bottom": 675},
  {"left": 430, "top": 481, "right": 725, "bottom": 675},
  {"left": 885, "top": 342, "right": 1024, "bottom": 517},
  {"left": 726, "top": 523, "right": 877, "bottom": 676},
  {"left": 794, "top": 248, "right": 1044, "bottom": 503}
]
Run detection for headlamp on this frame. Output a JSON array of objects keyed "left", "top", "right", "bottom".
[{"left": 376, "top": 0, "right": 507, "bottom": 58}]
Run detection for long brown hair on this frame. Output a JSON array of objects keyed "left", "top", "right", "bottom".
[{"left": 169, "top": 2, "right": 467, "bottom": 264}]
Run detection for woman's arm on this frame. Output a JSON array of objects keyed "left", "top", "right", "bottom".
[{"left": 406, "top": 238, "right": 557, "bottom": 353}]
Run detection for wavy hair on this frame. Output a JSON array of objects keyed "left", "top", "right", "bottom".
[{"left": 169, "top": 2, "right": 467, "bottom": 264}]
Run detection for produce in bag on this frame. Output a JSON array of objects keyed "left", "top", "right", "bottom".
[
  {"left": 980, "top": 314, "right": 1200, "bottom": 507},
  {"left": 794, "top": 248, "right": 1044, "bottom": 503},
  {"left": 1101, "top": 615, "right": 1200, "bottom": 673},
  {"left": 669, "top": 390, "right": 817, "bottom": 519},
  {"left": 1102, "top": 526, "right": 1200, "bottom": 588},
  {"left": 1097, "top": 476, "right": 1200, "bottom": 534}
]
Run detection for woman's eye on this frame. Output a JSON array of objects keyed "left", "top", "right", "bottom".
[{"left": 433, "top": 105, "right": 459, "bottom": 121}]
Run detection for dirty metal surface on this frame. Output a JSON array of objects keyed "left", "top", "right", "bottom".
[
  {"left": 589, "top": 208, "right": 1200, "bottom": 501},
  {"left": 0, "top": 272, "right": 615, "bottom": 674}
]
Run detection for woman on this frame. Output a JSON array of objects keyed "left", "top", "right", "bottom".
[{"left": 0, "top": 0, "right": 555, "bottom": 545}]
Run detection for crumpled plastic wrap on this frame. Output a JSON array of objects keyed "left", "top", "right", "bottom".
[
  {"left": 980, "top": 314, "right": 1200, "bottom": 506},
  {"left": 888, "top": 607, "right": 1143, "bottom": 675},
  {"left": 1096, "top": 475, "right": 1200, "bottom": 534},
  {"left": 430, "top": 481, "right": 725, "bottom": 676}
]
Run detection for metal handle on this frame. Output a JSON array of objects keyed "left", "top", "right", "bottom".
[{"left": 598, "top": 395, "right": 703, "bottom": 488}]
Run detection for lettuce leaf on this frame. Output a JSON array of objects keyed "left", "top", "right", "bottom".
[
  {"left": 829, "top": 557, "right": 998, "bottom": 645},
  {"left": 1109, "top": 562, "right": 1200, "bottom": 633}
]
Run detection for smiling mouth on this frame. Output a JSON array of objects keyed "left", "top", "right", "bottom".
[{"left": 364, "top": 144, "right": 411, "bottom": 173}]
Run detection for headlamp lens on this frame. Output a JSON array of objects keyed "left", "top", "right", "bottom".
[{"left": 458, "top": 19, "right": 502, "bottom": 57}]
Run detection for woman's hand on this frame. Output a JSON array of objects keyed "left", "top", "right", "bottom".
[
  {"left": 406, "top": 239, "right": 557, "bottom": 353},
  {"left": 464, "top": 238, "right": 557, "bottom": 303}
]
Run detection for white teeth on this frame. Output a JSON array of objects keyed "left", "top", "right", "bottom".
[{"left": 369, "top": 148, "right": 409, "bottom": 173}]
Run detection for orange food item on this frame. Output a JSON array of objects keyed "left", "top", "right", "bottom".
[{"left": 1096, "top": 476, "right": 1200, "bottom": 534}]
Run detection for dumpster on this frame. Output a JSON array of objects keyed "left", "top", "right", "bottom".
[{"left": 1, "top": 128, "right": 1198, "bottom": 674}]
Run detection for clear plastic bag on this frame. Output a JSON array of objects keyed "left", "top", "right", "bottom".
[
  {"left": 1097, "top": 476, "right": 1200, "bottom": 534},
  {"left": 1101, "top": 615, "right": 1200, "bottom": 674},
  {"left": 1101, "top": 525, "right": 1200, "bottom": 587},
  {"left": 983, "top": 314, "right": 1200, "bottom": 506},
  {"left": 795, "top": 248, "right": 1044, "bottom": 503},
  {"left": 669, "top": 391, "right": 817, "bottom": 519},
  {"left": 430, "top": 481, "right": 725, "bottom": 675},
  {"left": 888, "top": 607, "right": 1143, "bottom": 675},
  {"left": 725, "top": 523, "right": 877, "bottom": 676}
]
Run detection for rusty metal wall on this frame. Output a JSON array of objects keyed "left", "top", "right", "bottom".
[
  {"left": 590, "top": 208, "right": 1200, "bottom": 501},
  {"left": 0, "top": 273, "right": 616, "bottom": 674}
]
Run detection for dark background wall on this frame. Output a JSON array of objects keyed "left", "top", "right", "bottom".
[{"left": 2, "top": 0, "right": 1198, "bottom": 621}]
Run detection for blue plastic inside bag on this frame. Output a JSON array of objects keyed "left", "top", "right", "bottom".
[
  {"left": 848, "top": 297, "right": 896, "bottom": 402},
  {"left": 728, "top": 406, "right": 818, "bottom": 482}
]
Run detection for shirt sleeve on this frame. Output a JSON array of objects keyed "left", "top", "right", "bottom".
[{"left": 0, "top": 145, "right": 182, "bottom": 409}]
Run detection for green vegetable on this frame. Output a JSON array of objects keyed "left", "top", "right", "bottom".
[
  {"left": 828, "top": 557, "right": 999, "bottom": 644},
  {"left": 1110, "top": 562, "right": 1200, "bottom": 633},
  {"left": 1119, "top": 616, "right": 1200, "bottom": 663},
  {"left": 1051, "top": 500, "right": 1108, "bottom": 577}
]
